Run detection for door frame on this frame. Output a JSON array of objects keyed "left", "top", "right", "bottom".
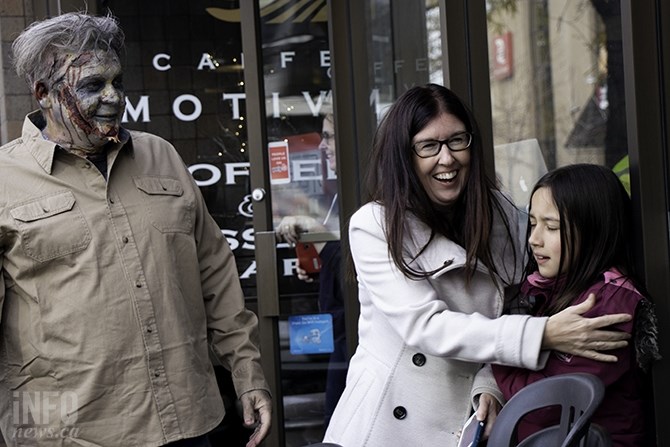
[
  {"left": 621, "top": 0, "right": 670, "bottom": 443},
  {"left": 240, "top": 2, "right": 285, "bottom": 446}
]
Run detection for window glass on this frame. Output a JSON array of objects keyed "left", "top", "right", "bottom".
[
  {"left": 108, "top": 1, "right": 333, "bottom": 444},
  {"left": 487, "top": 0, "right": 629, "bottom": 207},
  {"left": 368, "top": 0, "right": 444, "bottom": 122},
  {"left": 109, "top": 1, "right": 258, "bottom": 296}
]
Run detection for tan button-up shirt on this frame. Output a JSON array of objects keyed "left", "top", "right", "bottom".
[{"left": 0, "top": 112, "right": 269, "bottom": 446}]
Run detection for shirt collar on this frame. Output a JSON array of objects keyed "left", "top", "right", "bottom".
[{"left": 23, "top": 110, "right": 131, "bottom": 175}]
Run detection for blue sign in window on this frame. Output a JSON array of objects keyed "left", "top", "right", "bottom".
[{"left": 288, "top": 314, "right": 334, "bottom": 355}]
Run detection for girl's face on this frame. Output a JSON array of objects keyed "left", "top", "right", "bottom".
[
  {"left": 412, "top": 112, "right": 470, "bottom": 207},
  {"left": 528, "top": 187, "right": 567, "bottom": 278}
]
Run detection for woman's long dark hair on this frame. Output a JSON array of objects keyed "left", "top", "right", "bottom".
[
  {"left": 365, "top": 84, "right": 517, "bottom": 282},
  {"left": 526, "top": 163, "right": 646, "bottom": 314}
]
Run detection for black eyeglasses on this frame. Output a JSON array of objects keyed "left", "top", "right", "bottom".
[
  {"left": 320, "top": 131, "right": 335, "bottom": 143},
  {"left": 412, "top": 131, "right": 472, "bottom": 158}
]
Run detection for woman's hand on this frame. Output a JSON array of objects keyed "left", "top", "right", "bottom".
[
  {"left": 542, "top": 293, "right": 632, "bottom": 362},
  {"left": 476, "top": 393, "right": 501, "bottom": 439}
]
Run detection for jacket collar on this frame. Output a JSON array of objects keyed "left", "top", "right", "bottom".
[
  {"left": 403, "top": 201, "right": 523, "bottom": 282},
  {"left": 524, "top": 267, "right": 638, "bottom": 296},
  {"left": 403, "top": 213, "right": 472, "bottom": 278}
]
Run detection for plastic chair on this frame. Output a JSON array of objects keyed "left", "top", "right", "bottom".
[
  {"left": 487, "top": 373, "right": 609, "bottom": 447},
  {"left": 517, "top": 423, "right": 611, "bottom": 447}
]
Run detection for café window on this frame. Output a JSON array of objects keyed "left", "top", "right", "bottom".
[{"left": 486, "top": 0, "right": 630, "bottom": 207}]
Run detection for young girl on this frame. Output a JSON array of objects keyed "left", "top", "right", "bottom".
[{"left": 492, "top": 163, "right": 661, "bottom": 446}]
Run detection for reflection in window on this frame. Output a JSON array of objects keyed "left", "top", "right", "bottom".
[
  {"left": 487, "top": 0, "right": 628, "bottom": 206},
  {"left": 369, "top": 0, "right": 444, "bottom": 123}
]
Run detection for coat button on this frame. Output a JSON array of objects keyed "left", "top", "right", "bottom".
[
  {"left": 393, "top": 406, "right": 407, "bottom": 420},
  {"left": 412, "top": 353, "right": 426, "bottom": 366}
]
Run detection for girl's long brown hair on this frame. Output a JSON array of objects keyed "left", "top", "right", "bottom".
[{"left": 526, "top": 163, "right": 648, "bottom": 314}]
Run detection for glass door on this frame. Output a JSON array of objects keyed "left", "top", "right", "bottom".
[
  {"left": 240, "top": 2, "right": 347, "bottom": 446},
  {"left": 109, "top": 0, "right": 346, "bottom": 444},
  {"left": 248, "top": 2, "right": 448, "bottom": 444}
]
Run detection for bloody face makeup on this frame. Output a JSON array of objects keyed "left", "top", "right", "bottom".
[{"left": 39, "top": 50, "right": 125, "bottom": 152}]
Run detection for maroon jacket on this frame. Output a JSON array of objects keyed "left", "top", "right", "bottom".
[{"left": 492, "top": 268, "right": 648, "bottom": 446}]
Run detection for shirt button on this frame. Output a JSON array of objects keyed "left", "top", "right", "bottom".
[
  {"left": 393, "top": 406, "right": 407, "bottom": 420},
  {"left": 412, "top": 353, "right": 426, "bottom": 367},
  {"left": 122, "top": 236, "right": 129, "bottom": 244},
  {"left": 136, "top": 282, "right": 142, "bottom": 288},
  {"left": 147, "top": 327, "right": 153, "bottom": 333},
  {"left": 109, "top": 197, "right": 115, "bottom": 204},
  {"left": 154, "top": 371, "right": 160, "bottom": 377}
]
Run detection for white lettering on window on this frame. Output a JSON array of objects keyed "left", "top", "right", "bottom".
[
  {"left": 239, "top": 261, "right": 257, "bottom": 279},
  {"left": 223, "top": 93, "right": 246, "bottom": 120},
  {"left": 197, "top": 53, "right": 217, "bottom": 70},
  {"left": 224, "top": 162, "right": 250, "bottom": 185},
  {"left": 188, "top": 163, "right": 221, "bottom": 187},
  {"left": 152, "top": 53, "right": 171, "bottom": 71},
  {"left": 320, "top": 50, "right": 331, "bottom": 67},
  {"left": 123, "top": 96, "right": 151, "bottom": 123},
  {"left": 280, "top": 51, "right": 295, "bottom": 68},
  {"left": 292, "top": 159, "right": 322, "bottom": 181},
  {"left": 173, "top": 94, "right": 202, "bottom": 121},
  {"left": 302, "top": 90, "right": 329, "bottom": 117}
]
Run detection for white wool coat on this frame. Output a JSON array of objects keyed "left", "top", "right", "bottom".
[{"left": 324, "top": 200, "right": 549, "bottom": 447}]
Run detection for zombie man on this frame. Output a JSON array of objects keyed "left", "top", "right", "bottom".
[{"left": 0, "top": 12, "right": 271, "bottom": 447}]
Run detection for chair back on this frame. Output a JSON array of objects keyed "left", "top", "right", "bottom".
[
  {"left": 516, "top": 423, "right": 612, "bottom": 447},
  {"left": 487, "top": 373, "right": 607, "bottom": 447}
]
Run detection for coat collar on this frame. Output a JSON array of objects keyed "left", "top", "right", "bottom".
[
  {"left": 403, "top": 212, "right": 478, "bottom": 278},
  {"left": 402, "top": 200, "right": 524, "bottom": 282}
]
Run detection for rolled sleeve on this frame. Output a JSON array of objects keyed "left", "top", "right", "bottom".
[
  {"left": 471, "top": 364, "right": 505, "bottom": 409},
  {"left": 191, "top": 178, "right": 270, "bottom": 397},
  {"left": 496, "top": 314, "right": 550, "bottom": 371}
]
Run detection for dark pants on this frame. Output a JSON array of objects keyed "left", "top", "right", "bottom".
[{"left": 164, "top": 435, "right": 211, "bottom": 447}]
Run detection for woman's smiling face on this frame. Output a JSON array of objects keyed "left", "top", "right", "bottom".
[{"left": 412, "top": 112, "right": 470, "bottom": 208}]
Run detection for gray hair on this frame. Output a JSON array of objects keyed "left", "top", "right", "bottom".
[{"left": 12, "top": 12, "right": 125, "bottom": 92}]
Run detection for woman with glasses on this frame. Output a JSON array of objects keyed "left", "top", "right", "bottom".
[{"left": 323, "top": 84, "right": 632, "bottom": 447}]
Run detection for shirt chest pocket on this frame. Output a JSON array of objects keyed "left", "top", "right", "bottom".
[
  {"left": 10, "top": 190, "right": 92, "bottom": 262},
  {"left": 134, "top": 176, "right": 194, "bottom": 234}
]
